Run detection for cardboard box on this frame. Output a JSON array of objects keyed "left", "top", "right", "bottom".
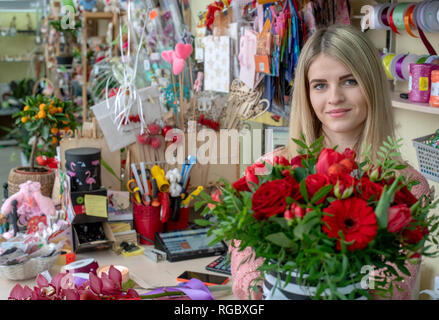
[
  {"left": 70, "top": 188, "right": 107, "bottom": 215},
  {"left": 72, "top": 220, "right": 113, "bottom": 253},
  {"left": 102, "top": 222, "right": 137, "bottom": 254}
]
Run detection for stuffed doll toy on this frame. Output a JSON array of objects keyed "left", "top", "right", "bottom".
[
  {"left": 1, "top": 181, "right": 56, "bottom": 234},
  {"left": 79, "top": 0, "right": 98, "bottom": 12}
]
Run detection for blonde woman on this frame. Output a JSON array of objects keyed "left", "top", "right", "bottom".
[{"left": 230, "top": 25, "right": 434, "bottom": 300}]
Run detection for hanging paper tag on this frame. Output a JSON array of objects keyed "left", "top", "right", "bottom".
[
  {"left": 144, "top": 59, "right": 151, "bottom": 70},
  {"left": 150, "top": 52, "right": 160, "bottom": 61}
]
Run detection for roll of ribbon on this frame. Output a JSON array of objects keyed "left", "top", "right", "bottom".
[
  {"left": 426, "top": 55, "right": 439, "bottom": 65},
  {"left": 413, "top": 1, "right": 438, "bottom": 55},
  {"left": 409, "top": 63, "right": 433, "bottom": 103},
  {"left": 97, "top": 265, "right": 130, "bottom": 284},
  {"left": 422, "top": 0, "right": 439, "bottom": 32},
  {"left": 383, "top": 53, "right": 396, "bottom": 80},
  {"left": 387, "top": 4, "right": 400, "bottom": 34},
  {"left": 417, "top": 55, "right": 429, "bottom": 64},
  {"left": 430, "top": 69, "right": 439, "bottom": 107},
  {"left": 62, "top": 258, "right": 99, "bottom": 275},
  {"left": 404, "top": 3, "right": 417, "bottom": 38},
  {"left": 391, "top": 54, "right": 407, "bottom": 81},
  {"left": 400, "top": 54, "right": 419, "bottom": 81},
  {"left": 392, "top": 2, "right": 412, "bottom": 32},
  {"left": 374, "top": 3, "right": 390, "bottom": 30}
]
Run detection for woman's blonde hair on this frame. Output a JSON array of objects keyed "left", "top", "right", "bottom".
[{"left": 288, "top": 25, "right": 395, "bottom": 162}]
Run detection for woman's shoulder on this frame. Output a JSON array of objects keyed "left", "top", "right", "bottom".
[
  {"left": 257, "top": 146, "right": 289, "bottom": 164},
  {"left": 399, "top": 163, "right": 435, "bottom": 200}
]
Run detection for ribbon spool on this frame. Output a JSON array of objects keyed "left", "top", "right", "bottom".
[
  {"left": 426, "top": 55, "right": 439, "bottom": 65},
  {"left": 62, "top": 258, "right": 99, "bottom": 275},
  {"left": 392, "top": 2, "right": 413, "bottom": 33},
  {"left": 403, "top": 3, "right": 417, "bottom": 37},
  {"left": 421, "top": 0, "right": 439, "bottom": 33},
  {"left": 382, "top": 53, "right": 396, "bottom": 80},
  {"left": 417, "top": 55, "right": 429, "bottom": 64},
  {"left": 373, "top": 3, "right": 390, "bottom": 30},
  {"left": 409, "top": 63, "right": 433, "bottom": 103},
  {"left": 390, "top": 54, "right": 407, "bottom": 81},
  {"left": 429, "top": 70, "right": 439, "bottom": 107},
  {"left": 395, "top": 54, "right": 419, "bottom": 81},
  {"left": 97, "top": 265, "right": 130, "bottom": 284}
]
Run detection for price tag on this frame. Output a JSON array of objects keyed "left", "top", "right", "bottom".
[
  {"left": 150, "top": 52, "right": 160, "bottom": 61},
  {"left": 144, "top": 59, "right": 151, "bottom": 70}
]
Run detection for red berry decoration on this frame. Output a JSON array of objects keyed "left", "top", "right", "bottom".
[
  {"left": 137, "top": 133, "right": 151, "bottom": 145},
  {"left": 148, "top": 123, "right": 162, "bottom": 135},
  {"left": 150, "top": 136, "right": 162, "bottom": 149}
]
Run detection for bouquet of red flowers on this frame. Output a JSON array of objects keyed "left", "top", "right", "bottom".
[{"left": 195, "top": 136, "right": 439, "bottom": 299}]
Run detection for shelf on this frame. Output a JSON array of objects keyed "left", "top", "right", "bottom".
[
  {"left": 391, "top": 91, "right": 439, "bottom": 115},
  {"left": 83, "top": 12, "right": 119, "bottom": 19}
]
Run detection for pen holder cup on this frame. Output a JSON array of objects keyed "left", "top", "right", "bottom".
[
  {"left": 166, "top": 207, "right": 190, "bottom": 232},
  {"left": 133, "top": 201, "right": 163, "bottom": 245}
]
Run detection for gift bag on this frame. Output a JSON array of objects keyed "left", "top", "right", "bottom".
[
  {"left": 91, "top": 85, "right": 162, "bottom": 152},
  {"left": 203, "top": 36, "right": 231, "bottom": 93},
  {"left": 239, "top": 29, "right": 258, "bottom": 89},
  {"left": 255, "top": 18, "right": 272, "bottom": 75}
]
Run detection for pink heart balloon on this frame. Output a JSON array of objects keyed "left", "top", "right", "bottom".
[
  {"left": 161, "top": 50, "right": 175, "bottom": 64},
  {"left": 175, "top": 43, "right": 193, "bottom": 60},
  {"left": 172, "top": 57, "right": 186, "bottom": 75}
]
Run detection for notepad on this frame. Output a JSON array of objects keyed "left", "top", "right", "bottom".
[{"left": 85, "top": 194, "right": 108, "bottom": 218}]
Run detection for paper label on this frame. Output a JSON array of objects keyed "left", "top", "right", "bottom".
[
  {"left": 150, "top": 52, "right": 160, "bottom": 61},
  {"left": 419, "top": 77, "right": 429, "bottom": 91},
  {"left": 144, "top": 59, "right": 150, "bottom": 70},
  {"left": 85, "top": 194, "right": 108, "bottom": 218},
  {"left": 431, "top": 82, "right": 439, "bottom": 97}
]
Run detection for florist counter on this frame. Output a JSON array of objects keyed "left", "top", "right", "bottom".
[{"left": 0, "top": 247, "right": 235, "bottom": 300}]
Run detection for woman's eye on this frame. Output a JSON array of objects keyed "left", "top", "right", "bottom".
[
  {"left": 313, "top": 83, "right": 326, "bottom": 90},
  {"left": 344, "top": 79, "right": 358, "bottom": 86}
]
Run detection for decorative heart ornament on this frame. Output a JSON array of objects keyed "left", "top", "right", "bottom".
[
  {"left": 161, "top": 50, "right": 175, "bottom": 64},
  {"left": 172, "top": 57, "right": 186, "bottom": 75},
  {"left": 175, "top": 43, "right": 193, "bottom": 60}
]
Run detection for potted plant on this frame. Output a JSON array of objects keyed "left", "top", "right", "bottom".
[
  {"left": 49, "top": 20, "right": 81, "bottom": 66},
  {"left": 8, "top": 94, "right": 80, "bottom": 197},
  {"left": 195, "top": 136, "right": 439, "bottom": 300}
]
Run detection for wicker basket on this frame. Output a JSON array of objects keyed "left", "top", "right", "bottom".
[
  {"left": 0, "top": 253, "right": 60, "bottom": 280},
  {"left": 412, "top": 133, "right": 439, "bottom": 183},
  {"left": 8, "top": 167, "right": 55, "bottom": 198}
]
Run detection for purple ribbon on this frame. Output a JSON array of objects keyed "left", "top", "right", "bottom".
[
  {"left": 381, "top": 7, "right": 390, "bottom": 27},
  {"left": 395, "top": 54, "right": 407, "bottom": 80},
  {"left": 141, "top": 278, "right": 215, "bottom": 300}
]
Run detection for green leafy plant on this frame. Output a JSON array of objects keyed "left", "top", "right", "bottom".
[{"left": 195, "top": 136, "right": 439, "bottom": 299}]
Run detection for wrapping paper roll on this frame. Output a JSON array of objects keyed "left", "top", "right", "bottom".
[
  {"left": 409, "top": 63, "right": 433, "bottom": 103},
  {"left": 430, "top": 70, "right": 439, "bottom": 107},
  {"left": 62, "top": 258, "right": 99, "bottom": 275},
  {"left": 97, "top": 265, "right": 130, "bottom": 284}
]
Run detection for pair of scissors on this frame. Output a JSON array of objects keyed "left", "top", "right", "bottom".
[{"left": 127, "top": 179, "right": 142, "bottom": 204}]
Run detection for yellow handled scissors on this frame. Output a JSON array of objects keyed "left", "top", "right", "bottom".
[
  {"left": 127, "top": 179, "right": 142, "bottom": 204},
  {"left": 181, "top": 186, "right": 204, "bottom": 207}
]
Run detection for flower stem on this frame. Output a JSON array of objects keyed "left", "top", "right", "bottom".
[{"left": 138, "top": 290, "right": 186, "bottom": 299}]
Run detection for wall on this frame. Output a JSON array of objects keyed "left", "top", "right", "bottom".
[{"left": 0, "top": 12, "right": 39, "bottom": 83}]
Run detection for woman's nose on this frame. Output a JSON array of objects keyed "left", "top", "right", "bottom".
[{"left": 327, "top": 86, "right": 345, "bottom": 105}]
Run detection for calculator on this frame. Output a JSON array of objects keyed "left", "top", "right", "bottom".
[{"left": 205, "top": 255, "right": 231, "bottom": 276}]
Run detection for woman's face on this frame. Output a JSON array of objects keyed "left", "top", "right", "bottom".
[{"left": 307, "top": 53, "right": 368, "bottom": 138}]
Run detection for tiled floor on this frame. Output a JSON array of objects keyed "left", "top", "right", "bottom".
[{"left": 0, "top": 146, "right": 22, "bottom": 203}]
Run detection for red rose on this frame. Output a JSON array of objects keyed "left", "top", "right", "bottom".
[
  {"left": 291, "top": 154, "right": 309, "bottom": 168},
  {"left": 329, "top": 173, "right": 355, "bottom": 199},
  {"left": 316, "top": 148, "right": 357, "bottom": 176},
  {"left": 232, "top": 176, "right": 250, "bottom": 192},
  {"left": 305, "top": 173, "right": 331, "bottom": 204},
  {"left": 394, "top": 186, "right": 418, "bottom": 207},
  {"left": 208, "top": 189, "right": 222, "bottom": 210},
  {"left": 252, "top": 178, "right": 297, "bottom": 220},
  {"left": 244, "top": 162, "right": 268, "bottom": 189},
  {"left": 387, "top": 204, "right": 412, "bottom": 233},
  {"left": 273, "top": 155, "right": 290, "bottom": 166},
  {"left": 322, "top": 198, "right": 378, "bottom": 251},
  {"left": 356, "top": 177, "right": 383, "bottom": 202},
  {"left": 402, "top": 220, "right": 429, "bottom": 244}
]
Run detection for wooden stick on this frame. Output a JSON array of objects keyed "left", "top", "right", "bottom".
[
  {"left": 171, "top": 73, "right": 177, "bottom": 100},
  {"left": 188, "top": 59, "right": 193, "bottom": 91},
  {"left": 179, "top": 74, "right": 185, "bottom": 131}
]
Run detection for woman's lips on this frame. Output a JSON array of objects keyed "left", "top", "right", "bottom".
[{"left": 327, "top": 109, "right": 351, "bottom": 118}]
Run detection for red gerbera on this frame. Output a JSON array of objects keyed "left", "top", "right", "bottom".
[{"left": 322, "top": 198, "right": 378, "bottom": 251}]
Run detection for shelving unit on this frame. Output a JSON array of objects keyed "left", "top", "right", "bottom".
[
  {"left": 391, "top": 91, "right": 439, "bottom": 116},
  {"left": 81, "top": 11, "right": 123, "bottom": 121}
]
